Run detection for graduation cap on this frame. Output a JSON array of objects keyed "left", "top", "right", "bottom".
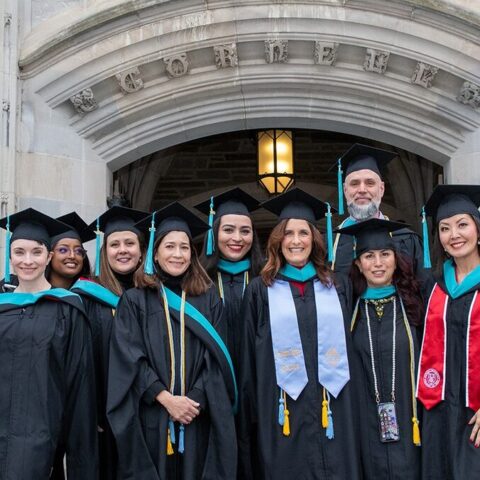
[
  {"left": 135, "top": 202, "right": 210, "bottom": 275},
  {"left": 194, "top": 188, "right": 260, "bottom": 257},
  {"left": 336, "top": 218, "right": 408, "bottom": 259},
  {"left": 334, "top": 144, "right": 397, "bottom": 215},
  {"left": 261, "top": 187, "right": 337, "bottom": 262},
  {"left": 51, "top": 212, "right": 96, "bottom": 246},
  {"left": 0, "top": 208, "right": 70, "bottom": 282},
  {"left": 421, "top": 185, "right": 480, "bottom": 269},
  {"left": 88, "top": 206, "right": 149, "bottom": 276}
]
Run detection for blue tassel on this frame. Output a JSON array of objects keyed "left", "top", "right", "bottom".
[
  {"left": 144, "top": 212, "right": 156, "bottom": 274},
  {"left": 206, "top": 196, "right": 215, "bottom": 256},
  {"left": 337, "top": 159, "right": 344, "bottom": 215},
  {"left": 353, "top": 236, "right": 357, "bottom": 260},
  {"left": 4, "top": 216, "right": 11, "bottom": 283},
  {"left": 169, "top": 418, "right": 176, "bottom": 444},
  {"left": 326, "top": 203, "right": 334, "bottom": 263},
  {"left": 421, "top": 207, "right": 432, "bottom": 269},
  {"left": 178, "top": 424, "right": 185, "bottom": 454},
  {"left": 278, "top": 391, "right": 285, "bottom": 426},
  {"left": 94, "top": 218, "right": 101, "bottom": 277},
  {"left": 326, "top": 409, "right": 334, "bottom": 439}
]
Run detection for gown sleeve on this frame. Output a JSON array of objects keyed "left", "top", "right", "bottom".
[
  {"left": 107, "top": 289, "right": 165, "bottom": 479},
  {"left": 237, "top": 280, "right": 261, "bottom": 480},
  {"left": 62, "top": 305, "right": 99, "bottom": 479}
]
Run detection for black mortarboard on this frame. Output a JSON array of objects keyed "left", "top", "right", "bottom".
[
  {"left": 194, "top": 187, "right": 260, "bottom": 256},
  {"left": 195, "top": 187, "right": 260, "bottom": 218},
  {"left": 336, "top": 218, "right": 408, "bottom": 258},
  {"left": 0, "top": 208, "right": 71, "bottom": 282},
  {"left": 424, "top": 185, "right": 480, "bottom": 223},
  {"left": 51, "top": 212, "right": 96, "bottom": 246},
  {"left": 135, "top": 202, "right": 210, "bottom": 274},
  {"left": 88, "top": 206, "right": 149, "bottom": 276},
  {"left": 334, "top": 144, "right": 397, "bottom": 215},
  {"left": 261, "top": 187, "right": 336, "bottom": 261}
]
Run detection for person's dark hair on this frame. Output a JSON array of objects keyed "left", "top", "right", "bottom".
[
  {"left": 350, "top": 249, "right": 423, "bottom": 327},
  {"left": 200, "top": 216, "right": 264, "bottom": 277},
  {"left": 96, "top": 232, "right": 146, "bottom": 296},
  {"left": 134, "top": 231, "right": 212, "bottom": 296},
  {"left": 260, "top": 218, "right": 332, "bottom": 287},
  {"left": 432, "top": 214, "right": 480, "bottom": 273}
]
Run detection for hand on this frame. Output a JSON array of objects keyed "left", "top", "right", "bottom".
[
  {"left": 156, "top": 391, "right": 200, "bottom": 424},
  {"left": 468, "top": 408, "right": 480, "bottom": 447}
]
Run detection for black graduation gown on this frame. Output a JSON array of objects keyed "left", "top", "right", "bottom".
[
  {"left": 237, "top": 274, "right": 361, "bottom": 480},
  {"left": 0, "top": 293, "right": 98, "bottom": 479},
  {"left": 107, "top": 284, "right": 237, "bottom": 480},
  {"left": 71, "top": 286, "right": 118, "bottom": 480},
  {"left": 333, "top": 226, "right": 424, "bottom": 277},
  {"left": 351, "top": 296, "right": 421, "bottom": 480},
  {"left": 215, "top": 269, "right": 249, "bottom": 373},
  {"left": 421, "top": 277, "right": 480, "bottom": 480}
]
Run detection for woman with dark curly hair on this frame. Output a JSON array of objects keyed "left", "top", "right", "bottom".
[
  {"left": 196, "top": 187, "right": 263, "bottom": 371},
  {"left": 237, "top": 188, "right": 360, "bottom": 480},
  {"left": 338, "top": 218, "right": 423, "bottom": 480}
]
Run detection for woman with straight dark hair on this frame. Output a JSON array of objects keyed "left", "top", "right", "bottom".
[
  {"left": 196, "top": 187, "right": 263, "bottom": 371},
  {"left": 237, "top": 188, "right": 360, "bottom": 480},
  {"left": 418, "top": 185, "right": 480, "bottom": 479},
  {"left": 107, "top": 202, "right": 237, "bottom": 480},
  {"left": 338, "top": 218, "right": 423, "bottom": 480}
]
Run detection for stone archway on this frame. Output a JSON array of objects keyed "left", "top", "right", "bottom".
[{"left": 9, "top": 0, "right": 480, "bottom": 220}]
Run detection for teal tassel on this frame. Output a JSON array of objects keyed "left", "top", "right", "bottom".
[
  {"left": 94, "top": 218, "right": 101, "bottom": 277},
  {"left": 337, "top": 159, "right": 344, "bottom": 215},
  {"left": 169, "top": 418, "right": 176, "bottom": 444},
  {"left": 206, "top": 197, "right": 215, "bottom": 256},
  {"left": 421, "top": 207, "right": 432, "bottom": 269},
  {"left": 178, "top": 425, "right": 185, "bottom": 454},
  {"left": 4, "top": 216, "right": 11, "bottom": 282},
  {"left": 326, "top": 409, "right": 334, "bottom": 439},
  {"left": 144, "top": 212, "right": 156, "bottom": 274},
  {"left": 326, "top": 203, "right": 334, "bottom": 263},
  {"left": 353, "top": 236, "right": 357, "bottom": 260},
  {"left": 278, "top": 390, "right": 285, "bottom": 426}
]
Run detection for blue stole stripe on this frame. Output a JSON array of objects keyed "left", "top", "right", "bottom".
[
  {"left": 163, "top": 286, "right": 238, "bottom": 411},
  {"left": 71, "top": 279, "right": 119, "bottom": 308},
  {"left": 0, "top": 288, "right": 81, "bottom": 307},
  {"left": 443, "top": 259, "right": 480, "bottom": 299},
  {"left": 361, "top": 285, "right": 397, "bottom": 300},
  {"left": 279, "top": 262, "right": 317, "bottom": 282},
  {"left": 217, "top": 258, "right": 251, "bottom": 276}
]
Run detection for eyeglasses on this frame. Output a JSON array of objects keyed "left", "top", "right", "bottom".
[{"left": 53, "top": 246, "right": 88, "bottom": 258}]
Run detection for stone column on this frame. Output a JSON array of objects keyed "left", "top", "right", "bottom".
[{"left": 444, "top": 129, "right": 480, "bottom": 184}]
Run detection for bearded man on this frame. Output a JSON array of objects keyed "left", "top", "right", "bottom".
[{"left": 331, "top": 144, "right": 424, "bottom": 276}]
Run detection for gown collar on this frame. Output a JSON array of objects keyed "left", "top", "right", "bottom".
[
  {"left": 279, "top": 262, "right": 317, "bottom": 282},
  {"left": 443, "top": 258, "right": 480, "bottom": 299},
  {"left": 217, "top": 258, "right": 251, "bottom": 275}
]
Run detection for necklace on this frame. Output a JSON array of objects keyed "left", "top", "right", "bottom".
[{"left": 364, "top": 295, "right": 395, "bottom": 318}]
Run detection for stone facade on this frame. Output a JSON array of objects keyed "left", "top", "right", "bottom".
[{"left": 1, "top": 0, "right": 479, "bottom": 269}]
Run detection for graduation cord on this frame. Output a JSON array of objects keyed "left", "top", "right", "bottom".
[
  {"left": 277, "top": 388, "right": 290, "bottom": 436},
  {"left": 216, "top": 270, "right": 249, "bottom": 304},
  {"left": 161, "top": 286, "right": 187, "bottom": 455},
  {"left": 351, "top": 296, "right": 421, "bottom": 446}
]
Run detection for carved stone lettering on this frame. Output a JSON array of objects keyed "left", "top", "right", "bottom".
[
  {"left": 214, "top": 44, "right": 238, "bottom": 69},
  {"left": 70, "top": 88, "right": 98, "bottom": 114},
  {"left": 265, "top": 40, "right": 288, "bottom": 64},
  {"left": 411, "top": 62, "right": 438, "bottom": 88},
  {"left": 457, "top": 81, "right": 480, "bottom": 110},
  {"left": 116, "top": 67, "right": 144, "bottom": 94},
  {"left": 363, "top": 48, "right": 390, "bottom": 74},
  {"left": 164, "top": 54, "right": 189, "bottom": 78},
  {"left": 314, "top": 42, "right": 339, "bottom": 66}
]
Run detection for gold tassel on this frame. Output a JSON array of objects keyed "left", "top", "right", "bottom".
[
  {"left": 412, "top": 417, "right": 421, "bottom": 446},
  {"left": 322, "top": 399, "right": 328, "bottom": 428},
  {"left": 283, "top": 408, "right": 290, "bottom": 436},
  {"left": 167, "top": 429, "right": 174, "bottom": 455}
]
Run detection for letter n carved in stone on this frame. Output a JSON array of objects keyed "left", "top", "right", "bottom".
[
  {"left": 363, "top": 48, "right": 390, "bottom": 74},
  {"left": 265, "top": 40, "right": 288, "bottom": 64},
  {"left": 411, "top": 62, "right": 438, "bottom": 88}
]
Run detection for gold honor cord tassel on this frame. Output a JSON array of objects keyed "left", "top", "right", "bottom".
[
  {"left": 322, "top": 388, "right": 329, "bottom": 428},
  {"left": 167, "top": 430, "right": 174, "bottom": 456},
  {"left": 282, "top": 390, "right": 290, "bottom": 436}
]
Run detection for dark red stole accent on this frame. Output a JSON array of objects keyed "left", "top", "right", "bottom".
[{"left": 417, "top": 284, "right": 480, "bottom": 411}]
